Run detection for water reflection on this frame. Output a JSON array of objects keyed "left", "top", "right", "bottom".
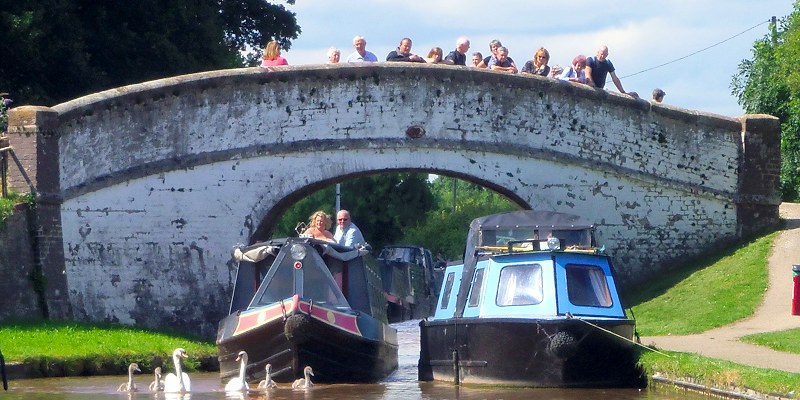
[{"left": 3, "top": 320, "right": 707, "bottom": 399}]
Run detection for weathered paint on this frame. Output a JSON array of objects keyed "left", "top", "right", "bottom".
[{"left": 6, "top": 64, "right": 780, "bottom": 336}]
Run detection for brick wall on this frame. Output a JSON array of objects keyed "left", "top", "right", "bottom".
[{"left": 0, "top": 204, "right": 41, "bottom": 321}]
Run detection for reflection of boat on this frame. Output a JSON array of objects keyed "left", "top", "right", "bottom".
[
  {"left": 216, "top": 238, "right": 398, "bottom": 384},
  {"left": 376, "top": 245, "right": 438, "bottom": 322},
  {"left": 418, "top": 210, "right": 644, "bottom": 388}
]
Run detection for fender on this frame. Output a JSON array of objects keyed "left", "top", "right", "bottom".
[{"left": 1, "top": 348, "right": 7, "bottom": 390}]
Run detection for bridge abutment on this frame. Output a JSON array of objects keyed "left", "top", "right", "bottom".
[{"left": 737, "top": 114, "right": 782, "bottom": 236}]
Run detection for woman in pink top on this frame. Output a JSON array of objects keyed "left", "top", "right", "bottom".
[{"left": 260, "top": 40, "right": 288, "bottom": 67}]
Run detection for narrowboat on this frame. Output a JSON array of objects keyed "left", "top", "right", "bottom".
[
  {"left": 216, "top": 237, "right": 398, "bottom": 384},
  {"left": 418, "top": 210, "right": 644, "bottom": 387},
  {"left": 376, "top": 245, "right": 439, "bottom": 322}
]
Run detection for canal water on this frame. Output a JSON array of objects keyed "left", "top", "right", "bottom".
[{"left": 3, "top": 320, "right": 708, "bottom": 399}]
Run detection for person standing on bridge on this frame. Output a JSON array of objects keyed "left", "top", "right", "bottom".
[
  {"left": 443, "top": 36, "right": 470, "bottom": 66},
  {"left": 386, "top": 38, "right": 426, "bottom": 63},
  {"left": 334, "top": 210, "right": 366, "bottom": 247},
  {"left": 260, "top": 40, "right": 288, "bottom": 67},
  {"left": 346, "top": 36, "right": 378, "bottom": 63},
  {"left": 585, "top": 45, "right": 626, "bottom": 94}
]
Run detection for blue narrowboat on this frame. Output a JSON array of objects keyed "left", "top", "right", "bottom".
[{"left": 418, "top": 210, "right": 644, "bottom": 387}]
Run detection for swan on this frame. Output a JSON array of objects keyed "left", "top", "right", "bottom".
[
  {"left": 291, "top": 366, "right": 314, "bottom": 389},
  {"left": 117, "top": 362, "right": 141, "bottom": 392},
  {"left": 224, "top": 351, "right": 250, "bottom": 393},
  {"left": 257, "top": 363, "right": 277, "bottom": 390},
  {"left": 148, "top": 366, "right": 164, "bottom": 391},
  {"left": 164, "top": 348, "right": 191, "bottom": 392}
]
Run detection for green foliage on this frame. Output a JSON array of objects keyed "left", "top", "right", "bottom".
[
  {"left": 400, "top": 177, "right": 518, "bottom": 260},
  {"left": 630, "top": 232, "right": 775, "bottom": 336},
  {"left": 0, "top": 0, "right": 300, "bottom": 106},
  {"left": 0, "top": 191, "right": 33, "bottom": 226},
  {"left": 732, "top": 3, "right": 800, "bottom": 200},
  {"left": 273, "top": 173, "right": 436, "bottom": 252},
  {"left": 0, "top": 94, "right": 11, "bottom": 133}
]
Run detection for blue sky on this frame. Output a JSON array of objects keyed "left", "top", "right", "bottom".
[{"left": 282, "top": 0, "right": 795, "bottom": 117}]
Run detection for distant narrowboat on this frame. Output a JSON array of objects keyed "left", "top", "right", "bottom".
[
  {"left": 376, "top": 245, "right": 439, "bottom": 322},
  {"left": 418, "top": 210, "right": 644, "bottom": 387}
]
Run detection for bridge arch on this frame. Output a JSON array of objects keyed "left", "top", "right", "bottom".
[{"left": 7, "top": 64, "right": 779, "bottom": 336}]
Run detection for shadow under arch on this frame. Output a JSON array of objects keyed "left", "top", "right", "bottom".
[{"left": 250, "top": 168, "right": 532, "bottom": 244}]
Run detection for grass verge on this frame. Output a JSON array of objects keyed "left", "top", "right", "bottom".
[
  {"left": 639, "top": 350, "right": 800, "bottom": 398},
  {"left": 630, "top": 232, "right": 775, "bottom": 336},
  {"left": 0, "top": 320, "right": 216, "bottom": 376},
  {"left": 741, "top": 328, "right": 800, "bottom": 354}
]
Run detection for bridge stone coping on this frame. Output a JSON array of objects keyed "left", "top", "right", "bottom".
[{"left": 5, "top": 64, "right": 780, "bottom": 335}]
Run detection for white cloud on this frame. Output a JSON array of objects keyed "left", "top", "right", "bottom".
[{"left": 281, "top": 0, "right": 795, "bottom": 116}]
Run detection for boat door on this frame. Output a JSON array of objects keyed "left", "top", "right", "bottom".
[{"left": 553, "top": 253, "right": 626, "bottom": 318}]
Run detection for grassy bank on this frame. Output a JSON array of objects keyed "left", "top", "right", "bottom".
[
  {"left": 629, "top": 229, "right": 800, "bottom": 397},
  {"left": 0, "top": 321, "right": 216, "bottom": 377}
]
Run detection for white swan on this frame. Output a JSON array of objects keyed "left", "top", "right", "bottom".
[
  {"left": 148, "top": 366, "right": 164, "bottom": 392},
  {"left": 291, "top": 366, "right": 314, "bottom": 389},
  {"left": 117, "top": 362, "right": 141, "bottom": 392},
  {"left": 164, "top": 348, "right": 191, "bottom": 392},
  {"left": 257, "top": 363, "right": 277, "bottom": 390},
  {"left": 224, "top": 351, "right": 250, "bottom": 393}
]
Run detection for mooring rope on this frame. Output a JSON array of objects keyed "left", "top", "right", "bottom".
[{"left": 566, "top": 313, "right": 672, "bottom": 357}]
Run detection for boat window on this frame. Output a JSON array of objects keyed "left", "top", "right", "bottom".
[
  {"left": 440, "top": 272, "right": 456, "bottom": 309},
  {"left": 565, "top": 264, "right": 612, "bottom": 307},
  {"left": 482, "top": 229, "right": 539, "bottom": 246},
  {"left": 468, "top": 268, "right": 485, "bottom": 307},
  {"left": 551, "top": 229, "right": 592, "bottom": 247},
  {"left": 254, "top": 258, "right": 295, "bottom": 305},
  {"left": 300, "top": 259, "right": 349, "bottom": 306},
  {"left": 496, "top": 264, "right": 543, "bottom": 306}
]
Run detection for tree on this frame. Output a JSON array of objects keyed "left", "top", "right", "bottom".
[
  {"left": 732, "top": 3, "right": 800, "bottom": 200},
  {"left": 401, "top": 177, "right": 518, "bottom": 261},
  {"left": 0, "top": 0, "right": 300, "bottom": 106},
  {"left": 272, "top": 173, "right": 436, "bottom": 252}
]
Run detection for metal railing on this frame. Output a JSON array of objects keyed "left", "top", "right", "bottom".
[{"left": 0, "top": 136, "right": 35, "bottom": 197}]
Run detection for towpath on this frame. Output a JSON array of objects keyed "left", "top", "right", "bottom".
[{"left": 642, "top": 203, "right": 800, "bottom": 373}]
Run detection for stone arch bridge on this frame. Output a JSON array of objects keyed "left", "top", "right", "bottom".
[{"left": 7, "top": 64, "right": 780, "bottom": 337}]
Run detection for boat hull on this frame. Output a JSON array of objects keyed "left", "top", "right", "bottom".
[
  {"left": 418, "top": 317, "right": 644, "bottom": 388},
  {"left": 218, "top": 303, "right": 398, "bottom": 384}
]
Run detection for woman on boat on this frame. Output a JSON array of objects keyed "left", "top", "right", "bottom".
[{"left": 303, "top": 211, "right": 336, "bottom": 242}]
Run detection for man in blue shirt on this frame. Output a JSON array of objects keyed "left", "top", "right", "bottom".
[
  {"left": 585, "top": 45, "right": 628, "bottom": 94},
  {"left": 334, "top": 209, "right": 366, "bottom": 247}
]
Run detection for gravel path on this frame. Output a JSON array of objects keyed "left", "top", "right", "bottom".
[{"left": 641, "top": 203, "right": 800, "bottom": 373}]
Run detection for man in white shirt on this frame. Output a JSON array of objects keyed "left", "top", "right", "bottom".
[
  {"left": 333, "top": 209, "right": 366, "bottom": 247},
  {"left": 346, "top": 36, "right": 378, "bottom": 63}
]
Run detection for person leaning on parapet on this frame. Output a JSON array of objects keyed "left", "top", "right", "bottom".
[
  {"left": 386, "top": 37, "right": 426, "bottom": 63},
  {"left": 470, "top": 52, "right": 484, "bottom": 68},
  {"left": 327, "top": 47, "right": 340, "bottom": 64},
  {"left": 488, "top": 46, "right": 518, "bottom": 74},
  {"left": 346, "top": 35, "right": 378, "bottom": 63},
  {"left": 425, "top": 47, "right": 444, "bottom": 64},
  {"left": 303, "top": 210, "right": 336, "bottom": 242},
  {"left": 443, "top": 36, "right": 470, "bottom": 66},
  {"left": 558, "top": 54, "right": 588, "bottom": 83},
  {"left": 477, "top": 39, "right": 502, "bottom": 68},
  {"left": 652, "top": 88, "right": 666, "bottom": 103},
  {"left": 585, "top": 45, "right": 628, "bottom": 94},
  {"left": 334, "top": 210, "right": 366, "bottom": 247},
  {"left": 260, "top": 40, "right": 288, "bottom": 67},
  {"left": 521, "top": 47, "right": 551, "bottom": 76}
]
